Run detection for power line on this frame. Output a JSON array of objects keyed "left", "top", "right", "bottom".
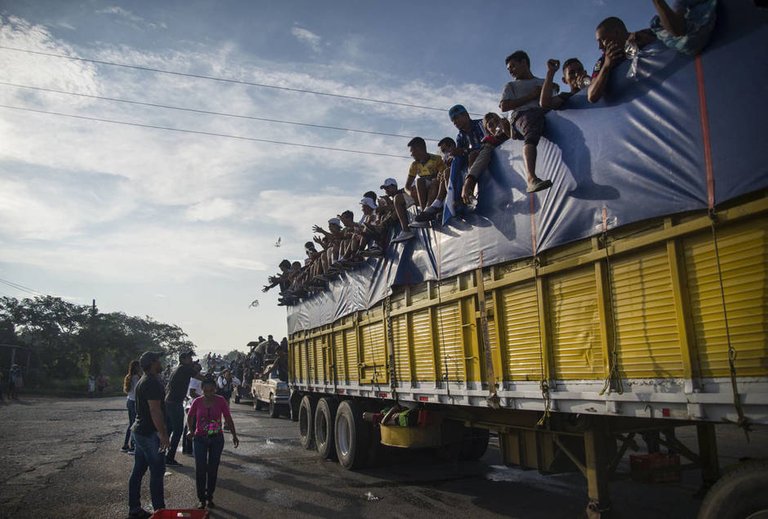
[
  {"left": 0, "top": 103, "right": 411, "bottom": 159},
  {"left": 0, "top": 277, "right": 40, "bottom": 296},
  {"left": 0, "top": 81, "right": 441, "bottom": 142},
  {"left": 0, "top": 45, "right": 454, "bottom": 114}
]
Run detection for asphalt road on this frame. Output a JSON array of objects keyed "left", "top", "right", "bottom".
[{"left": 0, "top": 396, "right": 766, "bottom": 519}]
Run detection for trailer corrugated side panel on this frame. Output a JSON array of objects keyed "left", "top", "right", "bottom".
[
  {"left": 411, "top": 309, "right": 435, "bottom": 383},
  {"left": 685, "top": 220, "right": 768, "bottom": 377},
  {"left": 611, "top": 248, "right": 685, "bottom": 378},
  {"left": 498, "top": 282, "right": 543, "bottom": 382},
  {"left": 548, "top": 268, "right": 603, "bottom": 380}
]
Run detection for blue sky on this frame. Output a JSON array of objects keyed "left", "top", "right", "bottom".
[{"left": 0, "top": 1, "right": 655, "bottom": 354}]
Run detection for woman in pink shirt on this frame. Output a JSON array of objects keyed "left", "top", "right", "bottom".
[{"left": 185, "top": 376, "right": 239, "bottom": 509}]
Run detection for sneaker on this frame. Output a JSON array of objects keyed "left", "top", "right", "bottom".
[
  {"left": 526, "top": 178, "right": 553, "bottom": 193},
  {"left": 165, "top": 458, "right": 181, "bottom": 466},
  {"left": 128, "top": 510, "right": 152, "bottom": 519},
  {"left": 197, "top": 501, "right": 207, "bottom": 509},
  {"left": 360, "top": 247, "right": 383, "bottom": 258},
  {"left": 391, "top": 230, "right": 415, "bottom": 243},
  {"left": 413, "top": 206, "right": 439, "bottom": 222},
  {"left": 206, "top": 499, "right": 215, "bottom": 508},
  {"left": 120, "top": 446, "right": 130, "bottom": 453},
  {"left": 409, "top": 219, "right": 431, "bottom": 228}
]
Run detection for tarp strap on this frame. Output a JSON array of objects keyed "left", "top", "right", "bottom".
[
  {"left": 385, "top": 295, "right": 399, "bottom": 402},
  {"left": 695, "top": 54, "right": 715, "bottom": 210},
  {"left": 709, "top": 211, "right": 750, "bottom": 439},
  {"left": 599, "top": 209, "right": 624, "bottom": 396},
  {"left": 533, "top": 255, "right": 552, "bottom": 428}
]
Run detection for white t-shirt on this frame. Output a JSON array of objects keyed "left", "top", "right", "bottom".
[
  {"left": 501, "top": 77, "right": 545, "bottom": 118},
  {"left": 187, "top": 377, "right": 202, "bottom": 399}
]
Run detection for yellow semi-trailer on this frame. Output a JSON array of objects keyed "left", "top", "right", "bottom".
[
  {"left": 276, "top": 3, "right": 768, "bottom": 516},
  {"left": 288, "top": 191, "right": 767, "bottom": 517}
]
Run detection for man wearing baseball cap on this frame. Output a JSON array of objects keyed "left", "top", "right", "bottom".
[
  {"left": 128, "top": 351, "right": 169, "bottom": 518},
  {"left": 164, "top": 350, "right": 203, "bottom": 466}
]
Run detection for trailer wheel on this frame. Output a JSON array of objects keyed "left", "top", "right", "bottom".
[
  {"left": 269, "top": 394, "right": 280, "bottom": 418},
  {"left": 335, "top": 399, "right": 370, "bottom": 470},
  {"left": 315, "top": 398, "right": 338, "bottom": 460},
  {"left": 253, "top": 398, "right": 262, "bottom": 411},
  {"left": 459, "top": 427, "right": 490, "bottom": 461},
  {"left": 298, "top": 395, "right": 315, "bottom": 450},
  {"left": 289, "top": 392, "right": 301, "bottom": 422},
  {"left": 698, "top": 460, "right": 768, "bottom": 519}
]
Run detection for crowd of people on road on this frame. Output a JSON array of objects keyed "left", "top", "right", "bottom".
[
  {"left": 263, "top": 2, "right": 717, "bottom": 306},
  {"left": 121, "top": 337, "right": 289, "bottom": 517},
  {"left": 123, "top": 350, "right": 239, "bottom": 517}
]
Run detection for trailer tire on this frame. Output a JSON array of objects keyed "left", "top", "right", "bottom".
[
  {"left": 253, "top": 398, "right": 262, "bottom": 411},
  {"left": 459, "top": 427, "right": 490, "bottom": 461},
  {"left": 269, "top": 394, "right": 280, "bottom": 418},
  {"left": 698, "top": 460, "right": 768, "bottom": 519},
  {"left": 289, "top": 392, "right": 301, "bottom": 422},
  {"left": 315, "top": 398, "right": 337, "bottom": 460},
  {"left": 335, "top": 399, "right": 370, "bottom": 470},
  {"left": 298, "top": 395, "right": 315, "bottom": 450}
]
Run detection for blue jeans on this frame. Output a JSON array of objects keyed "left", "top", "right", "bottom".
[
  {"left": 123, "top": 399, "right": 136, "bottom": 449},
  {"left": 193, "top": 434, "right": 225, "bottom": 502},
  {"left": 165, "top": 401, "right": 185, "bottom": 460},
  {"left": 128, "top": 431, "right": 165, "bottom": 513}
]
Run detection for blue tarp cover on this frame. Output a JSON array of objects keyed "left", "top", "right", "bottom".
[{"left": 287, "top": 0, "right": 768, "bottom": 334}]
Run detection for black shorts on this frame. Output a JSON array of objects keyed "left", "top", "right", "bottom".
[{"left": 512, "top": 108, "right": 546, "bottom": 146}]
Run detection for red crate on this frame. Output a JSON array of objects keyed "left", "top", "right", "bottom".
[
  {"left": 629, "top": 452, "right": 681, "bottom": 483},
  {"left": 151, "top": 510, "right": 209, "bottom": 519}
]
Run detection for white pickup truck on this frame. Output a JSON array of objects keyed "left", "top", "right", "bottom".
[{"left": 251, "top": 369, "right": 290, "bottom": 418}]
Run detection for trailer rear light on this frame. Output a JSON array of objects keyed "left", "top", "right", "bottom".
[
  {"left": 662, "top": 408, "right": 671, "bottom": 417},
  {"left": 418, "top": 396, "right": 429, "bottom": 402},
  {"left": 378, "top": 392, "right": 388, "bottom": 399}
]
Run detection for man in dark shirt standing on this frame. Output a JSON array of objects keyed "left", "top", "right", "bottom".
[
  {"left": 128, "top": 351, "right": 169, "bottom": 518},
  {"left": 164, "top": 350, "right": 201, "bottom": 465}
]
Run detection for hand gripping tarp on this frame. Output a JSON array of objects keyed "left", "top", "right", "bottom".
[{"left": 287, "top": 0, "right": 768, "bottom": 334}]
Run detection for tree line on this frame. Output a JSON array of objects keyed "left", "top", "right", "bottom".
[{"left": 0, "top": 295, "right": 195, "bottom": 382}]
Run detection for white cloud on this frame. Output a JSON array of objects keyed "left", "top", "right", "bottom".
[
  {"left": 95, "top": 6, "right": 167, "bottom": 31},
  {"left": 291, "top": 26, "right": 322, "bottom": 53},
  {"left": 185, "top": 198, "right": 237, "bottom": 222},
  {"left": 0, "top": 15, "right": 500, "bottom": 312}
]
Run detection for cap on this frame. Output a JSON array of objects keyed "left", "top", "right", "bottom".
[
  {"left": 179, "top": 350, "right": 195, "bottom": 361},
  {"left": 380, "top": 178, "right": 398, "bottom": 190},
  {"left": 360, "top": 197, "right": 377, "bottom": 209},
  {"left": 448, "top": 104, "right": 468, "bottom": 120},
  {"left": 328, "top": 217, "right": 342, "bottom": 227},
  {"left": 139, "top": 351, "right": 162, "bottom": 370}
]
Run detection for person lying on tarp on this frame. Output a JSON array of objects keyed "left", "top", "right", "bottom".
[{"left": 588, "top": 16, "right": 657, "bottom": 103}]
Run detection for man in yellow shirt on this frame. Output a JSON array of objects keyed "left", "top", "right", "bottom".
[{"left": 405, "top": 137, "right": 446, "bottom": 213}]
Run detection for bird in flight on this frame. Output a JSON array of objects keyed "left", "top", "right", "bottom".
[
  {"left": 249, "top": 299, "right": 260, "bottom": 308},
  {"left": 274, "top": 237, "right": 282, "bottom": 247}
]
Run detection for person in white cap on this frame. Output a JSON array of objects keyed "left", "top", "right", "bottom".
[
  {"left": 380, "top": 178, "right": 417, "bottom": 243},
  {"left": 312, "top": 218, "right": 345, "bottom": 279}
]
